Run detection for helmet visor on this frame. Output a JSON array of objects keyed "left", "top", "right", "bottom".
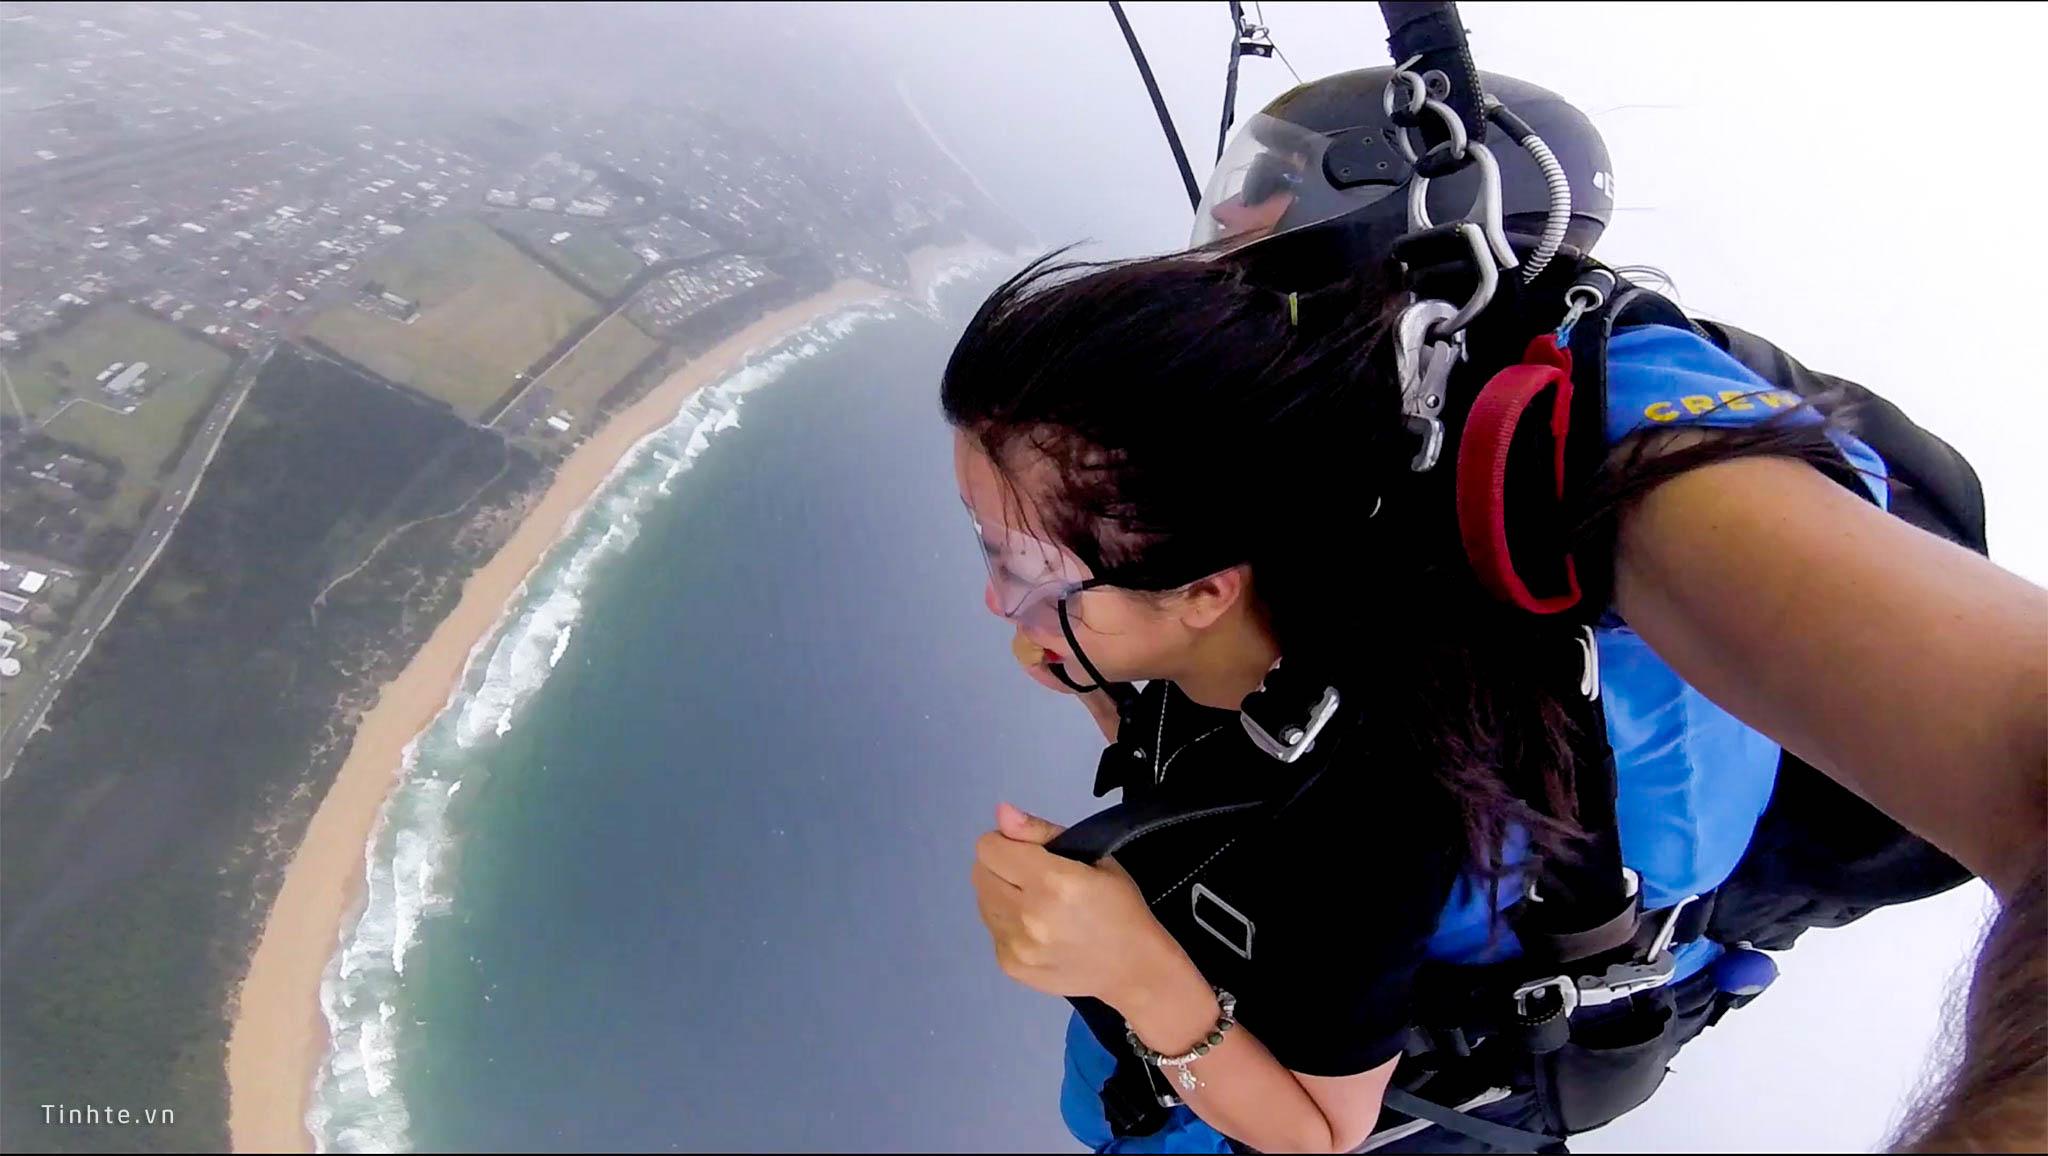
[{"left": 1193, "top": 113, "right": 1401, "bottom": 249}]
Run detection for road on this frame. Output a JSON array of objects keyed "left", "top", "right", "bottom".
[{"left": 0, "top": 341, "right": 274, "bottom": 778}]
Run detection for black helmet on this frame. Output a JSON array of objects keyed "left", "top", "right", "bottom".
[{"left": 1194, "top": 67, "right": 1613, "bottom": 259}]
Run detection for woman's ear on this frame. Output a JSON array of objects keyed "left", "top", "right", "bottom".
[{"left": 1175, "top": 564, "right": 1251, "bottom": 630}]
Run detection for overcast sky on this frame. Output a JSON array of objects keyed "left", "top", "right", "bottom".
[{"left": 885, "top": 2, "right": 2041, "bottom": 1150}]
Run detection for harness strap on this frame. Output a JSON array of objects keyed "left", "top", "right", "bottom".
[
  {"left": 1381, "top": 1087, "right": 1565, "bottom": 1153},
  {"left": 1378, "top": 2, "right": 1489, "bottom": 148},
  {"left": 1504, "top": 628, "right": 1637, "bottom": 969},
  {"left": 1050, "top": 685, "right": 1356, "bottom": 1138}
]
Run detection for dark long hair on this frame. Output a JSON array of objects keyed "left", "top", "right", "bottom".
[
  {"left": 1896, "top": 854, "right": 2048, "bottom": 1152},
  {"left": 942, "top": 249, "right": 1853, "bottom": 878}
]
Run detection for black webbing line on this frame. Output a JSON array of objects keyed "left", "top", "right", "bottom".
[
  {"left": 1108, "top": 0, "right": 1203, "bottom": 211},
  {"left": 1219, "top": 1, "right": 1246, "bottom": 162},
  {"left": 1378, "top": 1, "right": 1488, "bottom": 149},
  {"left": 1509, "top": 632, "right": 1635, "bottom": 963},
  {"left": 1381, "top": 1087, "right": 1564, "bottom": 1153}
]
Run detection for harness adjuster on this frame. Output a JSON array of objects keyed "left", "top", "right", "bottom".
[
  {"left": 1512, "top": 973, "right": 1578, "bottom": 1020},
  {"left": 1513, "top": 891, "right": 1700, "bottom": 1021},
  {"left": 1239, "top": 661, "right": 1340, "bottom": 764}
]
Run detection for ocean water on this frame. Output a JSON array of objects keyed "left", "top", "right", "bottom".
[{"left": 307, "top": 257, "right": 1109, "bottom": 1153}]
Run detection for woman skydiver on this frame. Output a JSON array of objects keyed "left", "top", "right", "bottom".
[{"left": 951, "top": 65, "right": 2046, "bottom": 1154}]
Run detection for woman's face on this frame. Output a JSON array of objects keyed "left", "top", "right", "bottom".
[{"left": 953, "top": 429, "right": 1192, "bottom": 684}]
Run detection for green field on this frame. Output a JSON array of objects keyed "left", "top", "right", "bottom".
[
  {"left": 7, "top": 306, "right": 234, "bottom": 527},
  {"left": 302, "top": 218, "right": 600, "bottom": 420},
  {"left": 2, "top": 304, "right": 230, "bottom": 429},
  {"left": 487, "top": 209, "right": 645, "bottom": 298},
  {"left": 523, "top": 312, "right": 659, "bottom": 428}
]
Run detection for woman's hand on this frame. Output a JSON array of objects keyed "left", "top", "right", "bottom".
[
  {"left": 972, "top": 802, "right": 1181, "bottom": 1004},
  {"left": 1009, "top": 630, "right": 1120, "bottom": 742},
  {"left": 1010, "top": 628, "right": 1076, "bottom": 694}
]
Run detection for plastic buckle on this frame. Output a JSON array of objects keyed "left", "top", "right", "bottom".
[
  {"left": 1394, "top": 299, "right": 1464, "bottom": 471},
  {"left": 1239, "top": 673, "right": 1341, "bottom": 764}
]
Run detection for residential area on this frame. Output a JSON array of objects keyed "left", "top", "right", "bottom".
[{"left": 0, "top": 3, "right": 996, "bottom": 769}]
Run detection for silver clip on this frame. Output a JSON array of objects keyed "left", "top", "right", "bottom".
[
  {"left": 1576, "top": 626, "right": 1600, "bottom": 701},
  {"left": 1573, "top": 952, "right": 1678, "bottom": 1009},
  {"left": 1644, "top": 893, "right": 1698, "bottom": 961},
  {"left": 1239, "top": 683, "right": 1341, "bottom": 764},
  {"left": 1392, "top": 96, "right": 1470, "bottom": 168},
  {"left": 1393, "top": 299, "right": 1463, "bottom": 471},
  {"left": 1512, "top": 974, "right": 1578, "bottom": 1019},
  {"left": 1412, "top": 221, "right": 1500, "bottom": 342},
  {"left": 1570, "top": 893, "right": 1697, "bottom": 1010},
  {"left": 1409, "top": 138, "right": 1519, "bottom": 272}
]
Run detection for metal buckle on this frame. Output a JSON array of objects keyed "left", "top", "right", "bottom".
[
  {"left": 1513, "top": 974, "right": 1578, "bottom": 1019},
  {"left": 1393, "top": 300, "right": 1463, "bottom": 471},
  {"left": 1408, "top": 221, "right": 1499, "bottom": 342},
  {"left": 1572, "top": 953, "right": 1678, "bottom": 1010},
  {"left": 1576, "top": 626, "right": 1600, "bottom": 701},
  {"left": 1409, "top": 137, "right": 1519, "bottom": 274},
  {"left": 1239, "top": 682, "right": 1341, "bottom": 764},
  {"left": 1550, "top": 893, "right": 1698, "bottom": 1011},
  {"left": 1391, "top": 95, "right": 1470, "bottom": 168},
  {"left": 1645, "top": 893, "right": 1698, "bottom": 961}
]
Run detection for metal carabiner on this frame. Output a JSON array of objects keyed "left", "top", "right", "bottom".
[
  {"left": 1383, "top": 55, "right": 1429, "bottom": 120},
  {"left": 1393, "top": 299, "right": 1463, "bottom": 471},
  {"left": 1392, "top": 95, "right": 1470, "bottom": 168},
  {"left": 1421, "top": 221, "right": 1500, "bottom": 341},
  {"left": 1409, "top": 138, "right": 1519, "bottom": 272}
]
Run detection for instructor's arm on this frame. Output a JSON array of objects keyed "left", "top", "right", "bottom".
[{"left": 1612, "top": 454, "right": 2048, "bottom": 898}]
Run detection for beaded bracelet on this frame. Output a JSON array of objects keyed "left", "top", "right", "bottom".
[{"left": 1124, "top": 987, "right": 1238, "bottom": 1091}]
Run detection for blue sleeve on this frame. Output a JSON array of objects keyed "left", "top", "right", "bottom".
[
  {"left": 1061, "top": 1012, "right": 1236, "bottom": 1154},
  {"left": 1604, "top": 325, "right": 1888, "bottom": 508}
]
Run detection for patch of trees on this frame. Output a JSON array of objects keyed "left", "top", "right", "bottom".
[{"left": 0, "top": 347, "right": 544, "bottom": 1153}]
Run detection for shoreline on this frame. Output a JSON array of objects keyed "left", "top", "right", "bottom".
[{"left": 222, "top": 269, "right": 931, "bottom": 1154}]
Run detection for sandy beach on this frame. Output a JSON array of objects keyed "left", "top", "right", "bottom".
[{"left": 223, "top": 273, "right": 923, "bottom": 1154}]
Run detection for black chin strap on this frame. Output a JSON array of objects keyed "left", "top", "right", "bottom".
[{"left": 1050, "top": 598, "right": 1139, "bottom": 710}]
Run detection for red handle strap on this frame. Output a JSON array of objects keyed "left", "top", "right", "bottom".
[{"left": 1456, "top": 335, "right": 1583, "bottom": 615}]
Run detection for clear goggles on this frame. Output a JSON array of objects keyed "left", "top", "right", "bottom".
[{"left": 962, "top": 502, "right": 1108, "bottom": 638}]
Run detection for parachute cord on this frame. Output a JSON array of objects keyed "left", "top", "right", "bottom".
[
  {"left": 1220, "top": 1, "right": 1246, "bottom": 162},
  {"left": 1270, "top": 40, "right": 1303, "bottom": 86},
  {"left": 1253, "top": 4, "right": 1303, "bottom": 85},
  {"left": 1110, "top": 0, "right": 1202, "bottom": 211}
]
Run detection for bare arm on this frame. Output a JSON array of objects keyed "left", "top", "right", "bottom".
[
  {"left": 1118, "top": 943, "right": 1397, "bottom": 1154},
  {"left": 1612, "top": 454, "right": 2048, "bottom": 898}
]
